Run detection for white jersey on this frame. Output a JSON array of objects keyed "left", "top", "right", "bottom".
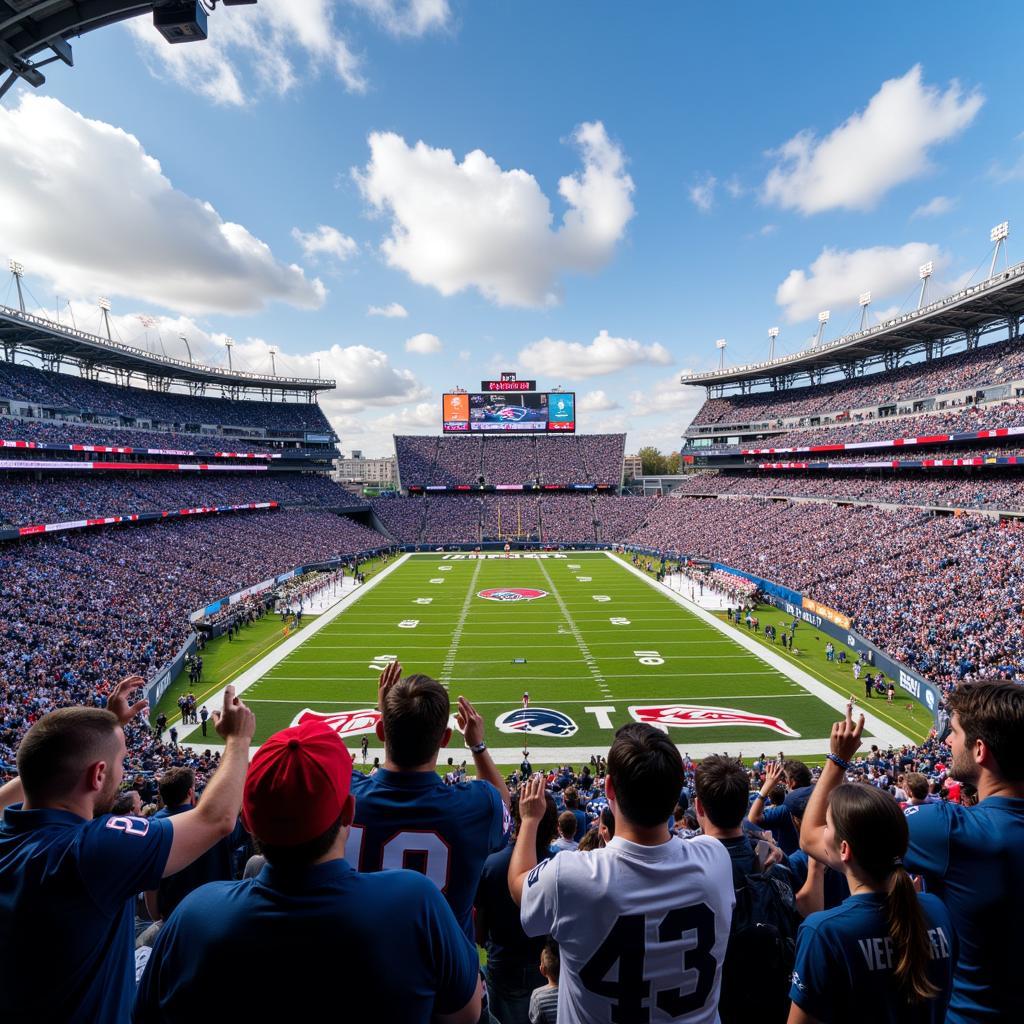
[{"left": 521, "top": 834, "right": 735, "bottom": 1024}]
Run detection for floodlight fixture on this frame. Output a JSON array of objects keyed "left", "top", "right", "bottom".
[
  {"left": 8, "top": 259, "right": 23, "bottom": 277},
  {"left": 919, "top": 262, "right": 934, "bottom": 279},
  {"left": 224, "top": 336, "right": 234, "bottom": 371},
  {"left": 991, "top": 221, "right": 1010, "bottom": 243},
  {"left": 859, "top": 291, "right": 872, "bottom": 330},
  {"left": 178, "top": 334, "right": 193, "bottom": 363},
  {"left": 859, "top": 291, "right": 871, "bottom": 306},
  {"left": 715, "top": 338, "right": 727, "bottom": 349},
  {"left": 813, "top": 312, "right": 829, "bottom": 349},
  {"left": 818, "top": 310, "right": 831, "bottom": 323},
  {"left": 98, "top": 297, "right": 111, "bottom": 311},
  {"left": 137, "top": 315, "right": 158, "bottom": 329},
  {"left": 268, "top": 345, "right": 279, "bottom": 375},
  {"left": 715, "top": 338, "right": 727, "bottom": 370},
  {"left": 768, "top": 327, "right": 780, "bottom": 360}
]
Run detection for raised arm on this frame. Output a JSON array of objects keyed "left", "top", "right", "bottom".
[
  {"left": 800, "top": 704, "right": 864, "bottom": 870},
  {"left": 456, "top": 695, "right": 510, "bottom": 808},
  {"left": 747, "top": 760, "right": 783, "bottom": 826},
  {"left": 508, "top": 774, "right": 546, "bottom": 906},
  {"left": 162, "top": 685, "right": 255, "bottom": 877}
]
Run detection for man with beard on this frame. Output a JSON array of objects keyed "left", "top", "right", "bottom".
[
  {"left": 903, "top": 681, "right": 1024, "bottom": 1024},
  {"left": 0, "top": 676, "right": 255, "bottom": 1024}
]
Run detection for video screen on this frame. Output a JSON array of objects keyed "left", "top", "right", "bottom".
[{"left": 441, "top": 392, "right": 576, "bottom": 433}]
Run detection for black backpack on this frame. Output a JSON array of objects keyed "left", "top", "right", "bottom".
[{"left": 718, "top": 849, "right": 800, "bottom": 1024}]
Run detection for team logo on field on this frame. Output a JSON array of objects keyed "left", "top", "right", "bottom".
[
  {"left": 477, "top": 588, "right": 548, "bottom": 602},
  {"left": 290, "top": 708, "right": 381, "bottom": 738},
  {"left": 628, "top": 704, "right": 800, "bottom": 737},
  {"left": 495, "top": 707, "right": 578, "bottom": 737}
]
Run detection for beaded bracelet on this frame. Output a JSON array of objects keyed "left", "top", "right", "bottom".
[{"left": 826, "top": 752, "right": 851, "bottom": 771}]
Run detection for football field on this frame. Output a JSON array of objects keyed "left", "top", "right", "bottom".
[{"left": 177, "top": 552, "right": 913, "bottom": 763}]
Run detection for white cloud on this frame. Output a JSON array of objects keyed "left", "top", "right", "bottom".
[
  {"left": 126, "top": 1, "right": 366, "bottom": 106},
  {"left": 371, "top": 402, "right": 440, "bottom": 431},
  {"left": 689, "top": 174, "right": 716, "bottom": 212},
  {"left": 775, "top": 242, "right": 942, "bottom": 323},
  {"left": 353, "top": 121, "right": 635, "bottom": 307},
  {"left": 912, "top": 195, "right": 956, "bottom": 218},
  {"left": 518, "top": 329, "right": 672, "bottom": 379},
  {"left": 404, "top": 332, "right": 442, "bottom": 354},
  {"left": 578, "top": 390, "right": 620, "bottom": 412},
  {"left": 760, "top": 224, "right": 778, "bottom": 237},
  {"left": 292, "top": 224, "right": 359, "bottom": 262},
  {"left": 763, "top": 66, "right": 983, "bottom": 214},
  {"left": 0, "top": 95, "right": 324, "bottom": 316},
  {"left": 724, "top": 175, "right": 746, "bottom": 199},
  {"left": 347, "top": 0, "right": 451, "bottom": 37},
  {"left": 629, "top": 373, "right": 707, "bottom": 418},
  {"left": 367, "top": 302, "right": 409, "bottom": 317}
]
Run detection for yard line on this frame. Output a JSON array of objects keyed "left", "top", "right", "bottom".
[
  {"left": 244, "top": 692, "right": 810, "bottom": 705},
  {"left": 440, "top": 557, "right": 484, "bottom": 686}
]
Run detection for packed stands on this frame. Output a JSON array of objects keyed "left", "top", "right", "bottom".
[
  {"left": 481, "top": 494, "right": 541, "bottom": 539},
  {"left": 537, "top": 494, "right": 596, "bottom": 542},
  {"left": 481, "top": 436, "right": 540, "bottom": 484}
]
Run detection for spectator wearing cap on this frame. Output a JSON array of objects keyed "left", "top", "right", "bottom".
[
  {"left": 134, "top": 719, "right": 482, "bottom": 1023},
  {"left": 779, "top": 784, "right": 850, "bottom": 915}
]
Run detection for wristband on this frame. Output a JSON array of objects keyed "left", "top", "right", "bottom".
[
  {"left": 826, "top": 753, "right": 851, "bottom": 771},
  {"left": 470, "top": 741, "right": 487, "bottom": 755},
  {"left": 753, "top": 792, "right": 766, "bottom": 801}
]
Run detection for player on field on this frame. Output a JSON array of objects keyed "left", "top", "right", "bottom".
[
  {"left": 0, "top": 678, "right": 255, "bottom": 1024},
  {"left": 346, "top": 661, "right": 511, "bottom": 946},
  {"left": 135, "top": 720, "right": 482, "bottom": 1024},
  {"left": 510, "top": 723, "right": 735, "bottom": 1024},
  {"left": 523, "top": 691, "right": 530, "bottom": 709}
]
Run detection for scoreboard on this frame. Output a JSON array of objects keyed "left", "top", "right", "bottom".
[{"left": 442, "top": 391, "right": 575, "bottom": 433}]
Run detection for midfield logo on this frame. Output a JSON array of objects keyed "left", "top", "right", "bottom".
[
  {"left": 290, "top": 708, "right": 381, "bottom": 738},
  {"left": 629, "top": 704, "right": 800, "bottom": 737},
  {"left": 477, "top": 587, "right": 548, "bottom": 602},
  {"left": 496, "top": 707, "right": 578, "bottom": 737}
]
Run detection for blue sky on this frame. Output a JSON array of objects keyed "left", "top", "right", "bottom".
[{"left": 1, "top": 2, "right": 1022, "bottom": 455}]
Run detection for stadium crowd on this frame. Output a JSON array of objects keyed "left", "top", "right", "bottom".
[
  {"left": 690, "top": 335, "right": 1024, "bottom": 426},
  {"left": 1, "top": 660, "right": 1021, "bottom": 1023}
]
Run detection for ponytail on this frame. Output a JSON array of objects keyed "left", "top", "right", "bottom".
[
  {"left": 885, "top": 866, "right": 939, "bottom": 1002},
  {"left": 829, "top": 785, "right": 939, "bottom": 1003}
]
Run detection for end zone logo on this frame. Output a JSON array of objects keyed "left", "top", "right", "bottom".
[
  {"left": 291, "top": 708, "right": 381, "bottom": 738},
  {"left": 629, "top": 704, "right": 800, "bottom": 737},
  {"left": 496, "top": 707, "right": 578, "bottom": 737},
  {"left": 477, "top": 588, "right": 548, "bottom": 602}
]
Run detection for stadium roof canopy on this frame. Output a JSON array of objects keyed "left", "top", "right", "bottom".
[
  {"left": 0, "top": 1, "right": 251, "bottom": 99},
  {"left": 683, "top": 260, "right": 1024, "bottom": 395},
  {"left": 0, "top": 303, "right": 334, "bottom": 398}
]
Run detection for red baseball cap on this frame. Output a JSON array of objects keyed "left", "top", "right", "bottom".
[{"left": 242, "top": 720, "right": 353, "bottom": 846}]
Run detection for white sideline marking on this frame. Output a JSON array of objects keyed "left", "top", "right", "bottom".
[
  {"left": 173, "top": 554, "right": 413, "bottom": 743},
  {"left": 602, "top": 552, "right": 914, "bottom": 749},
  {"left": 440, "top": 559, "right": 483, "bottom": 686}
]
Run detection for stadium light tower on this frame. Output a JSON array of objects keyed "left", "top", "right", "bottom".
[
  {"left": 178, "top": 334, "right": 193, "bottom": 363},
  {"left": 813, "top": 310, "right": 830, "bottom": 349},
  {"left": 859, "top": 291, "right": 872, "bottom": 330},
  {"left": 715, "top": 338, "right": 727, "bottom": 370},
  {"left": 990, "top": 221, "right": 1009, "bottom": 278},
  {"left": 8, "top": 259, "right": 25, "bottom": 313},
  {"left": 268, "top": 345, "right": 278, "bottom": 376},
  {"left": 98, "top": 296, "right": 112, "bottom": 341},
  {"left": 768, "top": 327, "right": 780, "bottom": 360},
  {"left": 918, "top": 262, "right": 934, "bottom": 310},
  {"left": 224, "top": 336, "right": 234, "bottom": 371}
]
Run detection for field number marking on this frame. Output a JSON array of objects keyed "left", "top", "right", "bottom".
[
  {"left": 610, "top": 617, "right": 631, "bottom": 625},
  {"left": 634, "top": 649, "right": 665, "bottom": 666},
  {"left": 414, "top": 598, "right": 433, "bottom": 604},
  {"left": 593, "top": 595, "right": 611, "bottom": 602},
  {"left": 398, "top": 620, "right": 420, "bottom": 629},
  {"left": 369, "top": 654, "right": 398, "bottom": 671}
]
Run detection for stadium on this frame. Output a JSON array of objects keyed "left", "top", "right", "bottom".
[{"left": 1, "top": 5, "right": 1021, "bottom": 1024}]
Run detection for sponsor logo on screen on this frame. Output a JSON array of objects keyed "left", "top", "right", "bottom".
[
  {"left": 495, "top": 707, "right": 578, "bottom": 737},
  {"left": 290, "top": 708, "right": 381, "bottom": 738},
  {"left": 477, "top": 588, "right": 548, "bottom": 602},
  {"left": 628, "top": 704, "right": 800, "bottom": 737}
]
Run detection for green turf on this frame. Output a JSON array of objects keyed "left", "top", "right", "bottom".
[{"left": 227, "top": 552, "right": 870, "bottom": 758}]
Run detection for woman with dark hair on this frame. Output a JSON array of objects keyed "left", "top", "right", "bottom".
[{"left": 790, "top": 706, "right": 956, "bottom": 1024}]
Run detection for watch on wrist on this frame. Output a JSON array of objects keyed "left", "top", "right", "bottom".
[{"left": 470, "top": 741, "right": 487, "bottom": 755}]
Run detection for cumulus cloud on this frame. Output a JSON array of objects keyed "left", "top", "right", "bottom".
[
  {"left": 404, "top": 332, "right": 442, "bottom": 354},
  {"left": 347, "top": 0, "right": 451, "bottom": 37},
  {"left": 292, "top": 224, "right": 359, "bottom": 262},
  {"left": 763, "top": 66, "right": 982, "bottom": 214},
  {"left": 126, "top": 1, "right": 366, "bottom": 105},
  {"left": 775, "top": 242, "right": 943, "bottom": 323},
  {"left": 518, "top": 330, "right": 672, "bottom": 379},
  {"left": 371, "top": 402, "right": 440, "bottom": 431},
  {"left": 689, "top": 174, "right": 716, "bottom": 212},
  {"left": 0, "top": 95, "right": 324, "bottom": 316},
  {"left": 578, "top": 390, "right": 620, "bottom": 412},
  {"left": 368, "top": 302, "right": 409, "bottom": 317},
  {"left": 629, "top": 373, "right": 707, "bottom": 418},
  {"left": 912, "top": 195, "right": 956, "bottom": 218},
  {"left": 353, "top": 121, "right": 635, "bottom": 307}
]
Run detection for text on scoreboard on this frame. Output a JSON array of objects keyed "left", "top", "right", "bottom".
[{"left": 442, "top": 392, "right": 575, "bottom": 433}]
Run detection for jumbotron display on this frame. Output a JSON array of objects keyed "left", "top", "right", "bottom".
[{"left": 442, "top": 392, "right": 576, "bottom": 433}]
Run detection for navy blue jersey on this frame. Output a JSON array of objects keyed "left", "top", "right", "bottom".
[
  {"left": 786, "top": 848, "right": 850, "bottom": 910},
  {"left": 134, "top": 860, "right": 478, "bottom": 1023},
  {"left": 790, "top": 892, "right": 955, "bottom": 1024},
  {"left": 0, "top": 804, "right": 173, "bottom": 1024},
  {"left": 151, "top": 806, "right": 247, "bottom": 918},
  {"left": 348, "top": 768, "right": 510, "bottom": 942},
  {"left": 904, "top": 796, "right": 1024, "bottom": 1022},
  {"left": 759, "top": 803, "right": 799, "bottom": 854},
  {"left": 475, "top": 846, "right": 546, "bottom": 971}
]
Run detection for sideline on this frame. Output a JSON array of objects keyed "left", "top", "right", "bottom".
[
  {"left": 605, "top": 552, "right": 914, "bottom": 749},
  {"left": 174, "top": 553, "right": 412, "bottom": 743}
]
